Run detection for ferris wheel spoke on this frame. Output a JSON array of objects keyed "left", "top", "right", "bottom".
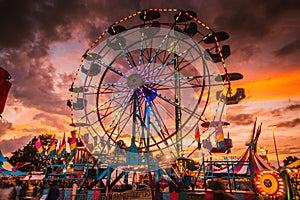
[
  {"left": 98, "top": 84, "right": 130, "bottom": 95},
  {"left": 149, "top": 123, "right": 167, "bottom": 144},
  {"left": 99, "top": 81, "right": 128, "bottom": 87},
  {"left": 144, "top": 40, "right": 205, "bottom": 82},
  {"left": 147, "top": 75, "right": 203, "bottom": 85},
  {"left": 150, "top": 102, "right": 173, "bottom": 140},
  {"left": 140, "top": 32, "right": 171, "bottom": 76},
  {"left": 97, "top": 59, "right": 128, "bottom": 78},
  {"left": 77, "top": 97, "right": 120, "bottom": 123},
  {"left": 150, "top": 88, "right": 177, "bottom": 106},
  {"left": 98, "top": 101, "right": 127, "bottom": 122},
  {"left": 118, "top": 42, "right": 137, "bottom": 72},
  {"left": 97, "top": 88, "right": 129, "bottom": 109},
  {"left": 137, "top": 32, "right": 145, "bottom": 73},
  {"left": 140, "top": 96, "right": 169, "bottom": 140},
  {"left": 153, "top": 89, "right": 203, "bottom": 121},
  {"left": 144, "top": 47, "right": 189, "bottom": 79},
  {"left": 106, "top": 90, "right": 134, "bottom": 131},
  {"left": 104, "top": 111, "right": 133, "bottom": 149},
  {"left": 153, "top": 84, "right": 204, "bottom": 91}
]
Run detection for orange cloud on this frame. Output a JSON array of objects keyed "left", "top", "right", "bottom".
[{"left": 234, "top": 69, "right": 300, "bottom": 101}]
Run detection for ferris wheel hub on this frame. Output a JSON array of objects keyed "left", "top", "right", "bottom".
[{"left": 127, "top": 73, "right": 145, "bottom": 89}]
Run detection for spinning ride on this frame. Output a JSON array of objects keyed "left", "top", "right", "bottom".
[{"left": 68, "top": 8, "right": 242, "bottom": 173}]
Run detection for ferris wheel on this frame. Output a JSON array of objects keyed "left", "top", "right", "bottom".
[{"left": 68, "top": 8, "right": 239, "bottom": 171}]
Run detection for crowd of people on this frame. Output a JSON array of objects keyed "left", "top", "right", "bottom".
[{"left": 0, "top": 177, "right": 41, "bottom": 200}]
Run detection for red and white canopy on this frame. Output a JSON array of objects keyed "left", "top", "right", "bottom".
[{"left": 212, "top": 147, "right": 275, "bottom": 175}]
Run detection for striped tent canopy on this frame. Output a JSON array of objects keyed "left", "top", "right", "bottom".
[
  {"left": 0, "top": 150, "right": 27, "bottom": 176},
  {"left": 212, "top": 146, "right": 275, "bottom": 175},
  {"left": 211, "top": 118, "right": 276, "bottom": 176}
]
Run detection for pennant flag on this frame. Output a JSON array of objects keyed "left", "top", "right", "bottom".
[
  {"left": 57, "top": 133, "right": 66, "bottom": 159},
  {"left": 68, "top": 130, "right": 77, "bottom": 160},
  {"left": 202, "top": 137, "right": 213, "bottom": 150},
  {"left": 48, "top": 135, "right": 57, "bottom": 159},
  {"left": 93, "top": 136, "right": 98, "bottom": 149},
  {"left": 35, "top": 137, "right": 45, "bottom": 157},
  {"left": 216, "top": 121, "right": 225, "bottom": 142},
  {"left": 195, "top": 125, "right": 200, "bottom": 143},
  {"left": 15, "top": 162, "right": 30, "bottom": 169},
  {"left": 195, "top": 125, "right": 201, "bottom": 149},
  {"left": 83, "top": 133, "right": 89, "bottom": 144}
]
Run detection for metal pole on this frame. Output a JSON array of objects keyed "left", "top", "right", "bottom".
[
  {"left": 268, "top": 125, "right": 280, "bottom": 169},
  {"left": 174, "top": 53, "right": 182, "bottom": 157}
]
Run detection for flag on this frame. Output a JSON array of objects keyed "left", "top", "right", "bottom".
[
  {"left": 15, "top": 162, "right": 30, "bottom": 169},
  {"left": 48, "top": 135, "right": 57, "bottom": 159},
  {"left": 216, "top": 121, "right": 225, "bottom": 143},
  {"left": 57, "top": 133, "right": 66, "bottom": 159},
  {"left": 202, "top": 137, "right": 213, "bottom": 150},
  {"left": 195, "top": 125, "right": 201, "bottom": 149},
  {"left": 68, "top": 130, "right": 77, "bottom": 159},
  {"left": 93, "top": 136, "right": 98, "bottom": 149},
  {"left": 195, "top": 125, "right": 200, "bottom": 143},
  {"left": 35, "top": 137, "right": 45, "bottom": 157}
]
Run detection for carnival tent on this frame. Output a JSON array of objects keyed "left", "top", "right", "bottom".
[
  {"left": 211, "top": 146, "right": 275, "bottom": 175},
  {"left": 0, "top": 151, "right": 27, "bottom": 176},
  {"left": 211, "top": 119, "right": 275, "bottom": 176},
  {"left": 286, "top": 159, "right": 300, "bottom": 169}
]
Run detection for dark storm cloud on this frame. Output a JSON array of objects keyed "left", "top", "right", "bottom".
[
  {"left": 276, "top": 117, "right": 300, "bottom": 128},
  {"left": 273, "top": 38, "right": 300, "bottom": 57},
  {"left": 0, "top": 0, "right": 142, "bottom": 50},
  {"left": 212, "top": 0, "right": 300, "bottom": 38},
  {"left": 0, "top": 0, "right": 143, "bottom": 118},
  {"left": 2, "top": 50, "right": 69, "bottom": 115},
  {"left": 226, "top": 113, "right": 256, "bottom": 126},
  {"left": 269, "top": 103, "right": 300, "bottom": 117},
  {"left": 285, "top": 103, "right": 300, "bottom": 112},
  {"left": 270, "top": 109, "right": 282, "bottom": 117},
  {"left": 204, "top": 0, "right": 300, "bottom": 61},
  {"left": 280, "top": 144, "right": 300, "bottom": 155}
]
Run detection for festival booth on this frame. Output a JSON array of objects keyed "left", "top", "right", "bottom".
[
  {"left": 205, "top": 146, "right": 284, "bottom": 199},
  {"left": 202, "top": 121, "right": 285, "bottom": 200},
  {"left": 281, "top": 159, "right": 300, "bottom": 199},
  {"left": 0, "top": 150, "right": 27, "bottom": 188},
  {"left": 0, "top": 150, "right": 27, "bottom": 176}
]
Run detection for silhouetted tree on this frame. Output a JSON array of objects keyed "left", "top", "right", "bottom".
[
  {"left": 8, "top": 134, "right": 53, "bottom": 172},
  {"left": 283, "top": 156, "right": 298, "bottom": 166}
]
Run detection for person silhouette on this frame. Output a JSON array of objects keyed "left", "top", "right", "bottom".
[
  {"left": 46, "top": 180, "right": 59, "bottom": 200},
  {"left": 211, "top": 177, "right": 237, "bottom": 200}
]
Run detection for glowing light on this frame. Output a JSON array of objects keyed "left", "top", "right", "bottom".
[{"left": 255, "top": 170, "right": 285, "bottom": 198}]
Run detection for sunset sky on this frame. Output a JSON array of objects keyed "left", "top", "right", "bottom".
[{"left": 0, "top": 0, "right": 299, "bottom": 169}]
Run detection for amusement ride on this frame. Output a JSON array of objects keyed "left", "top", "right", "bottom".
[{"left": 42, "top": 8, "right": 285, "bottom": 199}]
